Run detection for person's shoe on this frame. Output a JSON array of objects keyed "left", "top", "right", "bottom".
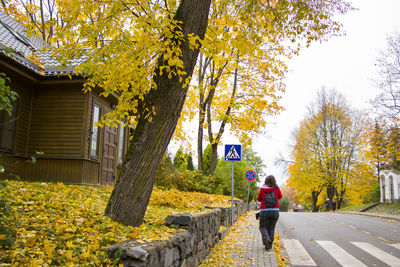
[{"left": 265, "top": 239, "right": 271, "bottom": 250}]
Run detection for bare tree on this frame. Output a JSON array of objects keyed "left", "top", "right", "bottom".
[{"left": 372, "top": 31, "right": 400, "bottom": 120}]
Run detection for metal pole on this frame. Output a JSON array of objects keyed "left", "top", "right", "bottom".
[
  {"left": 231, "top": 161, "right": 234, "bottom": 226},
  {"left": 247, "top": 181, "right": 250, "bottom": 211}
]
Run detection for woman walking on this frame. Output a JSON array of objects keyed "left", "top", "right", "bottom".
[{"left": 257, "top": 175, "right": 282, "bottom": 250}]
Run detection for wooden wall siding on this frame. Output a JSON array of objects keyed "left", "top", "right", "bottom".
[
  {"left": 28, "top": 87, "right": 86, "bottom": 158},
  {"left": 32, "top": 158, "right": 83, "bottom": 184},
  {"left": 0, "top": 152, "right": 101, "bottom": 184},
  {"left": 82, "top": 159, "right": 100, "bottom": 184}
]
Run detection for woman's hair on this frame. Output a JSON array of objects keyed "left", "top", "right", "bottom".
[{"left": 264, "top": 175, "right": 278, "bottom": 188}]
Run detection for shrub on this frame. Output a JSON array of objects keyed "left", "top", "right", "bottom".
[
  {"left": 0, "top": 181, "right": 17, "bottom": 248},
  {"left": 279, "top": 196, "right": 290, "bottom": 212},
  {"left": 363, "top": 183, "right": 381, "bottom": 204}
]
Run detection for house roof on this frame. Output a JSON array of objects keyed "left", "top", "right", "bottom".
[{"left": 0, "top": 10, "right": 86, "bottom": 76}]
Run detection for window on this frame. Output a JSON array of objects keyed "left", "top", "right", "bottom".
[
  {"left": 118, "top": 122, "right": 125, "bottom": 165},
  {"left": 91, "top": 105, "right": 101, "bottom": 159},
  {"left": 0, "top": 101, "right": 17, "bottom": 151}
]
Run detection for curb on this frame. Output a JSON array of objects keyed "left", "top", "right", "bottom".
[{"left": 338, "top": 211, "right": 400, "bottom": 222}]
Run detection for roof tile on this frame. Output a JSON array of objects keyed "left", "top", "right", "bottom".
[{"left": 0, "top": 10, "right": 85, "bottom": 76}]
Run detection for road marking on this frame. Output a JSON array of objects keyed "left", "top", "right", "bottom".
[
  {"left": 317, "top": 240, "right": 367, "bottom": 267},
  {"left": 282, "top": 239, "right": 316, "bottom": 266},
  {"left": 352, "top": 242, "right": 400, "bottom": 267},
  {"left": 378, "top": 236, "right": 391, "bottom": 243},
  {"left": 390, "top": 243, "right": 400, "bottom": 250},
  {"left": 349, "top": 225, "right": 357, "bottom": 229}
]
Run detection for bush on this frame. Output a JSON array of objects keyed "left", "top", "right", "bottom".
[
  {"left": 279, "top": 196, "right": 290, "bottom": 212},
  {"left": 363, "top": 183, "right": 381, "bottom": 204}
]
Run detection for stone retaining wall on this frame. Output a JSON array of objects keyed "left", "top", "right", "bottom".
[{"left": 107, "top": 200, "right": 257, "bottom": 267}]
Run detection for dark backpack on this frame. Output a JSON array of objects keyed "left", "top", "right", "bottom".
[{"left": 264, "top": 190, "right": 277, "bottom": 208}]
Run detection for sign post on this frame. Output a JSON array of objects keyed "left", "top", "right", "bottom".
[
  {"left": 245, "top": 170, "right": 257, "bottom": 210},
  {"left": 224, "top": 144, "right": 242, "bottom": 226}
]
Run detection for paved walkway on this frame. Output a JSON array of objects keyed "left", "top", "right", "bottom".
[{"left": 201, "top": 211, "right": 278, "bottom": 267}]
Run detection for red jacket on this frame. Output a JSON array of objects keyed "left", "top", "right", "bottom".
[{"left": 257, "top": 185, "right": 282, "bottom": 209}]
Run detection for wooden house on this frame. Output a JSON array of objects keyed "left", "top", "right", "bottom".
[{"left": 0, "top": 11, "right": 128, "bottom": 185}]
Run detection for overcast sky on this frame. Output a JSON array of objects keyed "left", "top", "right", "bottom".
[{"left": 222, "top": 0, "right": 400, "bottom": 186}]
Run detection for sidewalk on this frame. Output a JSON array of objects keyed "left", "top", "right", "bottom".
[
  {"left": 201, "top": 211, "right": 278, "bottom": 267},
  {"left": 338, "top": 211, "right": 400, "bottom": 222}
]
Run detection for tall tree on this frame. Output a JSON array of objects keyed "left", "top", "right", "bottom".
[
  {"left": 173, "top": 146, "right": 186, "bottom": 169},
  {"left": 288, "top": 89, "right": 365, "bottom": 210},
  {"left": 213, "top": 146, "right": 262, "bottom": 201},
  {"left": 174, "top": 0, "right": 353, "bottom": 175},
  {"left": 363, "top": 119, "right": 389, "bottom": 180},
  {"left": 103, "top": 0, "right": 211, "bottom": 226},
  {"left": 288, "top": 118, "right": 325, "bottom": 211}
]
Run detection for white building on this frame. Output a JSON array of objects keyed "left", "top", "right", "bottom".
[{"left": 380, "top": 170, "right": 400, "bottom": 203}]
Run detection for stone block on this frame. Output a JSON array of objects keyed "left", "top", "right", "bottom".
[
  {"left": 164, "top": 247, "right": 174, "bottom": 267},
  {"left": 146, "top": 246, "right": 160, "bottom": 267},
  {"left": 125, "top": 247, "right": 149, "bottom": 262},
  {"left": 197, "top": 240, "right": 204, "bottom": 251}
]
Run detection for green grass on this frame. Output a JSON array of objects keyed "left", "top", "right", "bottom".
[
  {"left": 368, "top": 202, "right": 400, "bottom": 214},
  {"left": 338, "top": 203, "right": 375, "bottom": 212}
]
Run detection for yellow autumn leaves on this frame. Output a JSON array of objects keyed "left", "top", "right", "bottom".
[
  {"left": 0, "top": 180, "right": 232, "bottom": 265},
  {"left": 200, "top": 211, "right": 289, "bottom": 267}
]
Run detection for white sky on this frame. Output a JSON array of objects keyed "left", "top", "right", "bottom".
[
  {"left": 171, "top": 0, "right": 400, "bottom": 187},
  {"left": 222, "top": 0, "right": 400, "bottom": 186}
]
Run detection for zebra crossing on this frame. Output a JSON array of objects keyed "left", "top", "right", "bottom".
[{"left": 282, "top": 239, "right": 400, "bottom": 267}]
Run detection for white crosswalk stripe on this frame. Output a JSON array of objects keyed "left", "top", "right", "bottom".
[
  {"left": 352, "top": 242, "right": 400, "bottom": 267},
  {"left": 282, "top": 239, "right": 400, "bottom": 267},
  {"left": 317, "top": 240, "right": 367, "bottom": 267},
  {"left": 390, "top": 243, "right": 400, "bottom": 250},
  {"left": 282, "top": 239, "right": 316, "bottom": 266}
]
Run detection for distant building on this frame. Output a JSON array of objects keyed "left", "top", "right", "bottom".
[
  {"left": 0, "top": 11, "right": 128, "bottom": 185},
  {"left": 379, "top": 170, "right": 400, "bottom": 203}
]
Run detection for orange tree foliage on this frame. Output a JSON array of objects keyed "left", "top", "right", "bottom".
[{"left": 0, "top": 180, "right": 232, "bottom": 265}]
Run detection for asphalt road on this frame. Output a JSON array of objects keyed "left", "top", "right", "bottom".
[{"left": 276, "top": 212, "right": 400, "bottom": 267}]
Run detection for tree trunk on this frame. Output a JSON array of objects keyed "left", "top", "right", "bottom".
[
  {"left": 326, "top": 184, "right": 335, "bottom": 210},
  {"left": 208, "top": 54, "right": 239, "bottom": 175},
  {"left": 209, "top": 142, "right": 218, "bottom": 175},
  {"left": 312, "top": 189, "right": 321, "bottom": 212},
  {"left": 105, "top": 0, "right": 211, "bottom": 226}
]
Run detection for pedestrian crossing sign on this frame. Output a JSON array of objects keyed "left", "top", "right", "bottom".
[{"left": 224, "top": 144, "right": 242, "bottom": 161}]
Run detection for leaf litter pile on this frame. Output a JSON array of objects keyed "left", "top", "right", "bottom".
[{"left": 0, "top": 180, "right": 232, "bottom": 265}]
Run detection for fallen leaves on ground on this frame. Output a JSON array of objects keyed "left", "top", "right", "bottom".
[
  {"left": 274, "top": 233, "right": 290, "bottom": 267},
  {"left": 0, "top": 180, "right": 232, "bottom": 265},
  {"left": 200, "top": 212, "right": 257, "bottom": 267}
]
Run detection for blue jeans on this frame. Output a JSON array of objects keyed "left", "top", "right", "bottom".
[{"left": 259, "top": 210, "right": 279, "bottom": 244}]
